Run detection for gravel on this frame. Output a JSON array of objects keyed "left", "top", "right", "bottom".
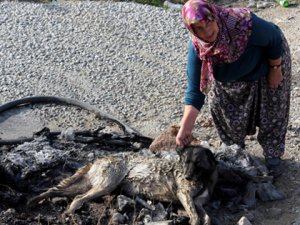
[
  {"left": 0, "top": 1, "right": 299, "bottom": 139},
  {"left": 0, "top": 1, "right": 189, "bottom": 137}
]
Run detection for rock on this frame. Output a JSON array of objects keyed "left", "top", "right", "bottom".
[
  {"left": 137, "top": 208, "right": 152, "bottom": 223},
  {"left": 136, "top": 196, "right": 156, "bottom": 210},
  {"left": 60, "top": 127, "right": 75, "bottom": 141},
  {"left": 145, "top": 221, "right": 173, "bottom": 225},
  {"left": 244, "top": 211, "right": 255, "bottom": 222},
  {"left": 265, "top": 207, "right": 283, "bottom": 219},
  {"left": 294, "top": 117, "right": 300, "bottom": 126},
  {"left": 117, "top": 195, "right": 135, "bottom": 212},
  {"left": 256, "top": 1, "right": 274, "bottom": 8},
  {"left": 237, "top": 216, "right": 252, "bottom": 225},
  {"left": 152, "top": 203, "right": 168, "bottom": 221},
  {"left": 87, "top": 152, "right": 95, "bottom": 161},
  {"left": 247, "top": 0, "right": 256, "bottom": 8},
  {"left": 111, "top": 211, "right": 126, "bottom": 224},
  {"left": 3, "top": 208, "right": 16, "bottom": 217},
  {"left": 163, "top": 1, "right": 183, "bottom": 10},
  {"left": 295, "top": 49, "right": 300, "bottom": 64}
]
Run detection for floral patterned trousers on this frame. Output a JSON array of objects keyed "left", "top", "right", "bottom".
[{"left": 208, "top": 31, "right": 291, "bottom": 159}]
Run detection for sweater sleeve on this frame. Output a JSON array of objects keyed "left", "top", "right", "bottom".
[
  {"left": 249, "top": 13, "right": 283, "bottom": 60},
  {"left": 184, "top": 40, "right": 206, "bottom": 111}
]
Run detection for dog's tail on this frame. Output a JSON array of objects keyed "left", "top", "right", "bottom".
[{"left": 28, "top": 163, "right": 93, "bottom": 206}]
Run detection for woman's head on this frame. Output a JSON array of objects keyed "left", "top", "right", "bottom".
[
  {"left": 182, "top": 0, "right": 252, "bottom": 60},
  {"left": 182, "top": 0, "right": 252, "bottom": 94},
  {"left": 182, "top": 0, "right": 219, "bottom": 43},
  {"left": 191, "top": 19, "right": 219, "bottom": 43}
]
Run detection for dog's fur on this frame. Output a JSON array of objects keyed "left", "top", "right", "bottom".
[
  {"left": 149, "top": 125, "right": 201, "bottom": 153},
  {"left": 28, "top": 146, "right": 217, "bottom": 225}
]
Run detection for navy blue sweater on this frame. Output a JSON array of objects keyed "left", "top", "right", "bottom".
[{"left": 185, "top": 13, "right": 283, "bottom": 110}]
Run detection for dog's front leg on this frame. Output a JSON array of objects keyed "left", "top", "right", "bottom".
[
  {"left": 177, "top": 190, "right": 200, "bottom": 225},
  {"left": 194, "top": 190, "right": 211, "bottom": 225}
]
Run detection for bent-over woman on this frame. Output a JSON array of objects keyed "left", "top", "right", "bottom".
[{"left": 176, "top": 0, "right": 292, "bottom": 177}]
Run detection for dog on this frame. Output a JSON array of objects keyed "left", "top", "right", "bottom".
[{"left": 28, "top": 146, "right": 218, "bottom": 225}]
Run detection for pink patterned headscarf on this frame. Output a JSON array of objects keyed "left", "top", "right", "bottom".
[{"left": 182, "top": 0, "right": 252, "bottom": 94}]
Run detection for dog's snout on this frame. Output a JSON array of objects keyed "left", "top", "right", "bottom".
[{"left": 184, "top": 165, "right": 194, "bottom": 180}]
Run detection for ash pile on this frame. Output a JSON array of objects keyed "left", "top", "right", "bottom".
[
  {"left": 0, "top": 96, "right": 286, "bottom": 225},
  {"left": 0, "top": 126, "right": 157, "bottom": 225}
]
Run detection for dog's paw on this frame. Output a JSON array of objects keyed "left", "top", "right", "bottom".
[
  {"left": 202, "top": 214, "right": 211, "bottom": 225},
  {"left": 190, "top": 217, "right": 201, "bottom": 225}
]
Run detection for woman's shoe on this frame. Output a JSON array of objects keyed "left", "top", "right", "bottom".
[{"left": 265, "top": 157, "right": 283, "bottom": 178}]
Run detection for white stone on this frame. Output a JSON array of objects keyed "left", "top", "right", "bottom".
[{"left": 237, "top": 216, "right": 252, "bottom": 225}]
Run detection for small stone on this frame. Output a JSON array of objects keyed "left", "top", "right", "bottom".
[
  {"left": 117, "top": 195, "right": 135, "bottom": 212},
  {"left": 265, "top": 207, "right": 283, "bottom": 219},
  {"left": 60, "top": 127, "right": 75, "bottom": 141},
  {"left": 237, "top": 216, "right": 252, "bottom": 225},
  {"left": 145, "top": 221, "right": 173, "bottom": 225},
  {"left": 256, "top": 1, "right": 273, "bottom": 8},
  {"left": 87, "top": 152, "right": 95, "bottom": 161},
  {"left": 244, "top": 211, "right": 255, "bottom": 222},
  {"left": 152, "top": 203, "right": 168, "bottom": 221},
  {"left": 3, "top": 208, "right": 16, "bottom": 216},
  {"left": 287, "top": 16, "right": 295, "bottom": 20},
  {"left": 247, "top": 0, "right": 256, "bottom": 8},
  {"left": 110, "top": 212, "right": 126, "bottom": 224},
  {"left": 163, "top": 1, "right": 182, "bottom": 10}
]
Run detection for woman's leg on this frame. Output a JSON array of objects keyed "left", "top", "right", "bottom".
[
  {"left": 257, "top": 33, "right": 292, "bottom": 159},
  {"left": 208, "top": 80, "right": 258, "bottom": 148}
]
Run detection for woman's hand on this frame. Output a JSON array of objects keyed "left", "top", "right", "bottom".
[
  {"left": 268, "top": 57, "right": 283, "bottom": 89},
  {"left": 176, "top": 126, "right": 193, "bottom": 147},
  {"left": 176, "top": 105, "right": 199, "bottom": 147},
  {"left": 267, "top": 68, "right": 283, "bottom": 89}
]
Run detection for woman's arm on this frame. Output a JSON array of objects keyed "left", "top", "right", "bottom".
[
  {"left": 250, "top": 13, "right": 284, "bottom": 88},
  {"left": 250, "top": 13, "right": 283, "bottom": 60},
  {"left": 176, "top": 41, "right": 204, "bottom": 146},
  {"left": 176, "top": 105, "right": 199, "bottom": 146},
  {"left": 184, "top": 40, "right": 205, "bottom": 110}
]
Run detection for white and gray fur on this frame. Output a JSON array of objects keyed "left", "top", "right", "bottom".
[{"left": 28, "top": 146, "right": 218, "bottom": 225}]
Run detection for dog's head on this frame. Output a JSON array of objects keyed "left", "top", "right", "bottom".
[{"left": 182, "top": 146, "right": 217, "bottom": 181}]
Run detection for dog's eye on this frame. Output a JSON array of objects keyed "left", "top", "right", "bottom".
[{"left": 197, "top": 162, "right": 207, "bottom": 168}]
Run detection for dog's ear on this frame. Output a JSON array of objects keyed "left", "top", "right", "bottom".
[
  {"left": 198, "top": 147, "right": 217, "bottom": 171},
  {"left": 204, "top": 147, "right": 217, "bottom": 164},
  {"left": 176, "top": 146, "right": 186, "bottom": 161}
]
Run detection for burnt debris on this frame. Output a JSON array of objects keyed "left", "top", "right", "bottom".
[{"left": 0, "top": 96, "right": 286, "bottom": 225}]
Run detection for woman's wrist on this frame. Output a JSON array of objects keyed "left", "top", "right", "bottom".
[
  {"left": 269, "top": 64, "right": 281, "bottom": 70},
  {"left": 269, "top": 57, "right": 282, "bottom": 70}
]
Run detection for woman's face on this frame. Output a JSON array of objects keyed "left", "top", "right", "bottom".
[{"left": 192, "top": 20, "right": 219, "bottom": 43}]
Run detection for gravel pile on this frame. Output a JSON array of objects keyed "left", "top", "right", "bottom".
[
  {"left": 0, "top": 1, "right": 189, "bottom": 137},
  {"left": 0, "top": 1, "right": 299, "bottom": 140}
]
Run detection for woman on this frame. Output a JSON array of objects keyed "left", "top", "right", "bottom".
[{"left": 176, "top": 0, "right": 291, "bottom": 177}]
